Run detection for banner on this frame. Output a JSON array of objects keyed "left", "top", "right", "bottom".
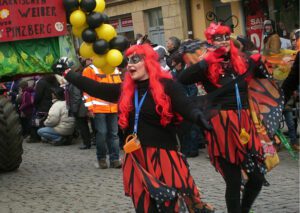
[
  {"left": 0, "top": 0, "right": 67, "bottom": 42},
  {"left": 246, "top": 14, "right": 265, "bottom": 52},
  {"left": 0, "top": 37, "right": 60, "bottom": 77},
  {"left": 59, "top": 34, "right": 80, "bottom": 70}
]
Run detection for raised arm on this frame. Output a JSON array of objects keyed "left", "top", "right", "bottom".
[
  {"left": 177, "top": 60, "right": 207, "bottom": 85},
  {"left": 65, "top": 71, "right": 121, "bottom": 103}
]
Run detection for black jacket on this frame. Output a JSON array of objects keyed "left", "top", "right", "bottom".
[
  {"left": 68, "top": 83, "right": 88, "bottom": 117},
  {"left": 34, "top": 77, "right": 59, "bottom": 113},
  {"left": 282, "top": 52, "right": 299, "bottom": 103}
]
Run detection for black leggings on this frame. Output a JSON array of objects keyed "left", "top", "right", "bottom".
[{"left": 218, "top": 157, "right": 264, "bottom": 213}]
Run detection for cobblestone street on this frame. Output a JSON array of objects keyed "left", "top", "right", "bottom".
[{"left": 0, "top": 140, "right": 299, "bottom": 213}]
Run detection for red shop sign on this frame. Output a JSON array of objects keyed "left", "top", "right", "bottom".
[
  {"left": 0, "top": 0, "right": 67, "bottom": 42},
  {"left": 121, "top": 17, "right": 132, "bottom": 28},
  {"left": 110, "top": 19, "right": 119, "bottom": 29},
  {"left": 246, "top": 14, "right": 265, "bottom": 51}
]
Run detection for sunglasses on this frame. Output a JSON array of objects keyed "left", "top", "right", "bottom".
[
  {"left": 212, "top": 34, "right": 231, "bottom": 42},
  {"left": 127, "top": 54, "right": 144, "bottom": 64}
]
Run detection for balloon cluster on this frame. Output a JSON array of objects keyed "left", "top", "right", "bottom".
[{"left": 63, "top": 0, "right": 129, "bottom": 74}]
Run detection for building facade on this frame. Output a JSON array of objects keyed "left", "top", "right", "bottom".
[
  {"left": 106, "top": 0, "right": 190, "bottom": 45},
  {"left": 105, "top": 0, "right": 299, "bottom": 46}
]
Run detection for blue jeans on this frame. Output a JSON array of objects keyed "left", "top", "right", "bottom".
[
  {"left": 37, "top": 127, "right": 62, "bottom": 142},
  {"left": 94, "top": 113, "right": 120, "bottom": 162},
  {"left": 283, "top": 110, "right": 297, "bottom": 144}
]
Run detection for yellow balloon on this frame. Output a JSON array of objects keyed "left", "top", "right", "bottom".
[
  {"left": 95, "top": 24, "right": 117, "bottom": 42},
  {"left": 70, "top": 10, "right": 86, "bottom": 27},
  {"left": 94, "top": 0, "right": 106, "bottom": 12},
  {"left": 72, "top": 24, "right": 88, "bottom": 37},
  {"left": 102, "top": 64, "right": 115, "bottom": 74},
  {"left": 93, "top": 54, "right": 107, "bottom": 68},
  {"left": 79, "top": 42, "right": 95, "bottom": 59},
  {"left": 106, "top": 49, "right": 123, "bottom": 67}
]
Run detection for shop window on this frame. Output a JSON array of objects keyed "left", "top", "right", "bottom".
[
  {"left": 145, "top": 8, "right": 165, "bottom": 46},
  {"left": 147, "top": 8, "right": 164, "bottom": 28}
]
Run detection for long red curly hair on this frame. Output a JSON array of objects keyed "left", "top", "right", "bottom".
[
  {"left": 118, "top": 44, "right": 174, "bottom": 129},
  {"left": 205, "top": 23, "right": 248, "bottom": 86}
]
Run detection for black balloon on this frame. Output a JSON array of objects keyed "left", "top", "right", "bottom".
[
  {"left": 93, "top": 39, "right": 109, "bottom": 55},
  {"left": 80, "top": 0, "right": 96, "bottom": 13},
  {"left": 63, "top": 0, "right": 79, "bottom": 12},
  {"left": 102, "top": 14, "right": 109, "bottom": 24},
  {"left": 82, "top": 28, "right": 97, "bottom": 43},
  {"left": 118, "top": 57, "right": 128, "bottom": 69},
  {"left": 109, "top": 36, "right": 129, "bottom": 52},
  {"left": 87, "top": 12, "right": 104, "bottom": 29}
]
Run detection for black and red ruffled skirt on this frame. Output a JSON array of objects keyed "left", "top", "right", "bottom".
[
  {"left": 123, "top": 147, "right": 213, "bottom": 213},
  {"left": 205, "top": 109, "right": 266, "bottom": 176}
]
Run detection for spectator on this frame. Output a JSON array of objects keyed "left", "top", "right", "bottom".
[
  {"left": 290, "top": 30, "right": 298, "bottom": 50},
  {"left": 281, "top": 29, "right": 300, "bottom": 151},
  {"left": 68, "top": 68, "right": 92, "bottom": 150},
  {"left": 166, "top": 36, "right": 181, "bottom": 69},
  {"left": 26, "top": 75, "right": 60, "bottom": 143},
  {"left": 262, "top": 19, "right": 281, "bottom": 55},
  {"left": 135, "top": 33, "right": 143, "bottom": 45},
  {"left": 82, "top": 64, "right": 122, "bottom": 169},
  {"left": 170, "top": 52, "right": 204, "bottom": 157},
  {"left": 277, "top": 21, "right": 289, "bottom": 39},
  {"left": 18, "top": 80, "right": 35, "bottom": 137},
  {"left": 153, "top": 45, "right": 169, "bottom": 70},
  {"left": 37, "top": 87, "right": 75, "bottom": 146}
]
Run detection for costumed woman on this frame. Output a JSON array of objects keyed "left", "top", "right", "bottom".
[
  {"left": 53, "top": 44, "right": 214, "bottom": 213},
  {"left": 178, "top": 23, "right": 275, "bottom": 213}
]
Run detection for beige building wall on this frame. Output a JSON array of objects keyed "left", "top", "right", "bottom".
[
  {"left": 106, "top": 0, "right": 188, "bottom": 41},
  {"left": 230, "top": 1, "right": 245, "bottom": 37},
  {"left": 191, "top": 0, "right": 213, "bottom": 40}
]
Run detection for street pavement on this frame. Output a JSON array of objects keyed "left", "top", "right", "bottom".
[{"left": 0, "top": 139, "right": 299, "bottom": 213}]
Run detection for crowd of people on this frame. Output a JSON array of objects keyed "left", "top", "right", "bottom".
[{"left": 5, "top": 19, "right": 299, "bottom": 213}]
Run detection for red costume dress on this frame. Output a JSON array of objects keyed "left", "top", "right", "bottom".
[{"left": 65, "top": 44, "right": 214, "bottom": 213}]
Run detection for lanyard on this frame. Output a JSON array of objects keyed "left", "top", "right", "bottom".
[
  {"left": 133, "top": 89, "right": 148, "bottom": 134},
  {"left": 235, "top": 83, "right": 242, "bottom": 122}
]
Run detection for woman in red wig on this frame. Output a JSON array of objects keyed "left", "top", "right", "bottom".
[
  {"left": 56, "top": 44, "right": 214, "bottom": 213},
  {"left": 178, "top": 23, "right": 272, "bottom": 213}
]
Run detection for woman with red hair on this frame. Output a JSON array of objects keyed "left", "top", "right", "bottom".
[
  {"left": 57, "top": 44, "right": 214, "bottom": 213},
  {"left": 179, "top": 23, "right": 270, "bottom": 213}
]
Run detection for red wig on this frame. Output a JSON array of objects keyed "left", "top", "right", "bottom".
[
  {"left": 118, "top": 44, "right": 174, "bottom": 129},
  {"left": 205, "top": 23, "right": 248, "bottom": 86}
]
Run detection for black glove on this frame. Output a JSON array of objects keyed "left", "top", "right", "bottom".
[
  {"left": 52, "top": 57, "right": 71, "bottom": 75},
  {"left": 196, "top": 111, "right": 213, "bottom": 131}
]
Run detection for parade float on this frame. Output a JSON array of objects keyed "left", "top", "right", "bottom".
[{"left": 0, "top": 0, "right": 128, "bottom": 172}]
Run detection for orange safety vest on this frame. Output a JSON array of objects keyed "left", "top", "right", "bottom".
[{"left": 82, "top": 65, "right": 121, "bottom": 114}]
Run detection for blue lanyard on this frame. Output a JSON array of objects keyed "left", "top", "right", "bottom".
[
  {"left": 134, "top": 89, "right": 148, "bottom": 134},
  {"left": 235, "top": 83, "right": 242, "bottom": 122}
]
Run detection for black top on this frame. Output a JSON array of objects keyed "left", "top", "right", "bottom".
[
  {"left": 178, "top": 59, "right": 268, "bottom": 109},
  {"left": 282, "top": 52, "right": 299, "bottom": 103},
  {"left": 66, "top": 71, "right": 203, "bottom": 150},
  {"left": 34, "top": 77, "right": 60, "bottom": 112}
]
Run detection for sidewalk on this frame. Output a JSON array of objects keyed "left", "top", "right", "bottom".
[{"left": 0, "top": 141, "right": 299, "bottom": 213}]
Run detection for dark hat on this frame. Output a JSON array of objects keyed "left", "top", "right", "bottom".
[
  {"left": 263, "top": 20, "right": 272, "bottom": 26},
  {"left": 51, "top": 87, "right": 65, "bottom": 101}
]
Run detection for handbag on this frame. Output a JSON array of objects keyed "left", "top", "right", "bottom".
[
  {"left": 123, "top": 134, "right": 141, "bottom": 154},
  {"left": 261, "top": 140, "right": 280, "bottom": 172}
]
